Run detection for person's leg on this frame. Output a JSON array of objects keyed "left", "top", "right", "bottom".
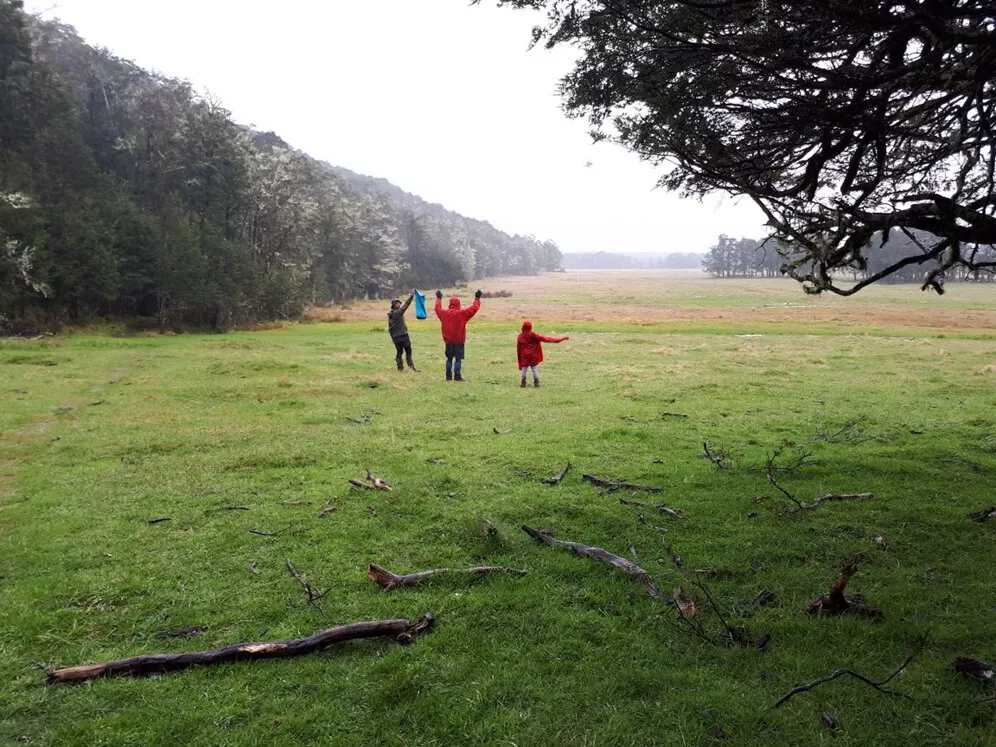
[
  {"left": 445, "top": 357, "right": 453, "bottom": 380},
  {"left": 393, "top": 339, "right": 405, "bottom": 371},
  {"left": 404, "top": 339, "right": 417, "bottom": 371},
  {"left": 532, "top": 365, "right": 540, "bottom": 386},
  {"left": 520, "top": 367, "right": 527, "bottom": 387},
  {"left": 453, "top": 344, "right": 465, "bottom": 380}
]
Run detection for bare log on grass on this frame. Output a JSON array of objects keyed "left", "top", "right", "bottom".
[
  {"left": 806, "top": 559, "right": 882, "bottom": 618},
  {"left": 46, "top": 614, "right": 435, "bottom": 684},
  {"left": 521, "top": 525, "right": 662, "bottom": 599},
  {"left": 618, "top": 497, "right": 683, "bottom": 518},
  {"left": 367, "top": 563, "right": 527, "bottom": 591},
  {"left": 772, "top": 652, "right": 917, "bottom": 708},
  {"left": 544, "top": 461, "right": 572, "bottom": 485},
  {"left": 582, "top": 474, "right": 663, "bottom": 493}
]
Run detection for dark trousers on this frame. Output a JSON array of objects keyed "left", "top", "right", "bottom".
[
  {"left": 445, "top": 343, "right": 465, "bottom": 377},
  {"left": 393, "top": 335, "right": 413, "bottom": 368}
]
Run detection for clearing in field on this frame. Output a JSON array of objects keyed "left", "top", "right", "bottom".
[{"left": 2, "top": 272, "right": 995, "bottom": 746}]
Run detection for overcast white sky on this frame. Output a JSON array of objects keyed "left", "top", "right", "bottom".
[{"left": 25, "top": 0, "right": 767, "bottom": 254}]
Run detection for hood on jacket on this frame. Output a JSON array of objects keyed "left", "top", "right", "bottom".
[
  {"left": 448, "top": 297, "right": 461, "bottom": 310},
  {"left": 521, "top": 320, "right": 533, "bottom": 332}
]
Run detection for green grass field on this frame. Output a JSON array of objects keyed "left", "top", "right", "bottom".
[{"left": 2, "top": 274, "right": 995, "bottom": 745}]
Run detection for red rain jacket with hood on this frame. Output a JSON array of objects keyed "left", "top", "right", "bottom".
[
  {"left": 517, "top": 320, "right": 568, "bottom": 368},
  {"left": 434, "top": 296, "right": 480, "bottom": 344}
]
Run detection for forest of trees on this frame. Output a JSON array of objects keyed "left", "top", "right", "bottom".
[
  {"left": 703, "top": 232, "right": 996, "bottom": 283},
  {"left": 0, "top": 1, "right": 561, "bottom": 333}
]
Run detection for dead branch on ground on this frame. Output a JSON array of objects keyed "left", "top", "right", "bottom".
[
  {"left": 772, "top": 652, "right": 918, "bottom": 708},
  {"left": 147, "top": 517, "right": 172, "bottom": 525},
  {"left": 582, "top": 474, "right": 663, "bottom": 493},
  {"left": 953, "top": 657, "right": 995, "bottom": 687},
  {"left": 348, "top": 470, "right": 392, "bottom": 491},
  {"left": 700, "top": 442, "right": 732, "bottom": 470},
  {"left": 544, "top": 461, "right": 572, "bottom": 485},
  {"left": 521, "top": 525, "right": 662, "bottom": 599},
  {"left": 806, "top": 559, "right": 882, "bottom": 618},
  {"left": 46, "top": 614, "right": 435, "bottom": 684},
  {"left": 286, "top": 559, "right": 328, "bottom": 614},
  {"left": 618, "top": 497, "right": 683, "bottom": 518},
  {"left": 969, "top": 506, "right": 996, "bottom": 522},
  {"left": 766, "top": 445, "right": 872, "bottom": 510},
  {"left": 367, "top": 563, "right": 527, "bottom": 591}
]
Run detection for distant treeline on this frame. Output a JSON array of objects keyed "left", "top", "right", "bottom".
[
  {"left": 561, "top": 251, "right": 704, "bottom": 270},
  {"left": 703, "top": 233, "right": 996, "bottom": 283},
  {"left": 0, "top": 1, "right": 560, "bottom": 333}
]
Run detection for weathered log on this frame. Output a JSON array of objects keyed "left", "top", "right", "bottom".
[
  {"left": 46, "top": 614, "right": 434, "bottom": 684},
  {"left": 582, "top": 474, "right": 663, "bottom": 493},
  {"left": 348, "top": 471, "right": 392, "bottom": 491},
  {"left": 521, "top": 525, "right": 662, "bottom": 599},
  {"left": 544, "top": 461, "right": 572, "bottom": 485},
  {"left": 367, "top": 563, "right": 527, "bottom": 591}
]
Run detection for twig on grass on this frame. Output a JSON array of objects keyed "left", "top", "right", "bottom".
[
  {"left": 147, "top": 517, "right": 172, "bottom": 525},
  {"left": 618, "top": 497, "right": 684, "bottom": 518},
  {"left": 286, "top": 559, "right": 328, "bottom": 614},
  {"left": 700, "top": 442, "right": 732, "bottom": 470},
  {"left": 772, "top": 652, "right": 918, "bottom": 708},
  {"left": 521, "top": 525, "right": 662, "bottom": 599},
  {"left": 367, "top": 563, "right": 527, "bottom": 591},
  {"left": 582, "top": 474, "right": 663, "bottom": 493},
  {"left": 544, "top": 461, "right": 572, "bottom": 485},
  {"left": 46, "top": 614, "right": 435, "bottom": 684},
  {"left": 766, "top": 445, "right": 872, "bottom": 511}
]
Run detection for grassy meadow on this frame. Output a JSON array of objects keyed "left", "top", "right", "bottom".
[{"left": 2, "top": 272, "right": 995, "bottom": 745}]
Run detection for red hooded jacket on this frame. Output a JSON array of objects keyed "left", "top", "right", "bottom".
[
  {"left": 517, "top": 320, "right": 568, "bottom": 368},
  {"left": 434, "top": 296, "right": 480, "bottom": 343}
]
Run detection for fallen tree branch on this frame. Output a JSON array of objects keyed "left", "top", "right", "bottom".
[
  {"left": 348, "top": 470, "right": 392, "bottom": 491},
  {"left": 544, "top": 461, "right": 572, "bottom": 485},
  {"left": 772, "top": 652, "right": 918, "bottom": 708},
  {"left": 582, "top": 474, "right": 663, "bottom": 493},
  {"left": 969, "top": 506, "right": 996, "bottom": 522},
  {"left": 618, "top": 497, "right": 683, "bottom": 518},
  {"left": 367, "top": 563, "right": 527, "bottom": 591},
  {"left": 46, "top": 614, "right": 435, "bottom": 684},
  {"left": 766, "top": 448, "right": 872, "bottom": 510},
  {"left": 521, "top": 525, "right": 662, "bottom": 599},
  {"left": 700, "top": 442, "right": 731, "bottom": 471}
]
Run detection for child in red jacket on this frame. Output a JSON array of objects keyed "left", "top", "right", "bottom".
[
  {"left": 517, "top": 320, "right": 569, "bottom": 388},
  {"left": 434, "top": 289, "right": 482, "bottom": 381}
]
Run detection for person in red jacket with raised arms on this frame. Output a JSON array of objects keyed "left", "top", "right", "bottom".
[
  {"left": 434, "top": 289, "right": 482, "bottom": 381},
  {"left": 517, "top": 320, "right": 569, "bottom": 388}
]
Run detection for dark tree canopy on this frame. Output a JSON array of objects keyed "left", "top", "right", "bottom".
[{"left": 481, "top": 0, "right": 996, "bottom": 294}]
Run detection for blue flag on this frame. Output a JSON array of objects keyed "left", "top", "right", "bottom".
[{"left": 414, "top": 289, "right": 427, "bottom": 320}]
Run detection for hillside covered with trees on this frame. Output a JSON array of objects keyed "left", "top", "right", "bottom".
[{"left": 0, "top": 1, "right": 561, "bottom": 333}]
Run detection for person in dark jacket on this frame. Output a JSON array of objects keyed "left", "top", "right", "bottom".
[
  {"left": 388, "top": 290, "right": 419, "bottom": 372},
  {"left": 516, "top": 320, "right": 569, "bottom": 387},
  {"left": 434, "top": 289, "right": 482, "bottom": 381}
]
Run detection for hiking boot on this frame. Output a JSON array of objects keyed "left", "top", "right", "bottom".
[
  {"left": 409, "top": 364, "right": 420, "bottom": 372},
  {"left": 446, "top": 372, "right": 452, "bottom": 381},
  {"left": 533, "top": 379, "right": 540, "bottom": 388},
  {"left": 396, "top": 360, "right": 404, "bottom": 372},
  {"left": 520, "top": 379, "right": 527, "bottom": 388},
  {"left": 454, "top": 374, "right": 466, "bottom": 382}
]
